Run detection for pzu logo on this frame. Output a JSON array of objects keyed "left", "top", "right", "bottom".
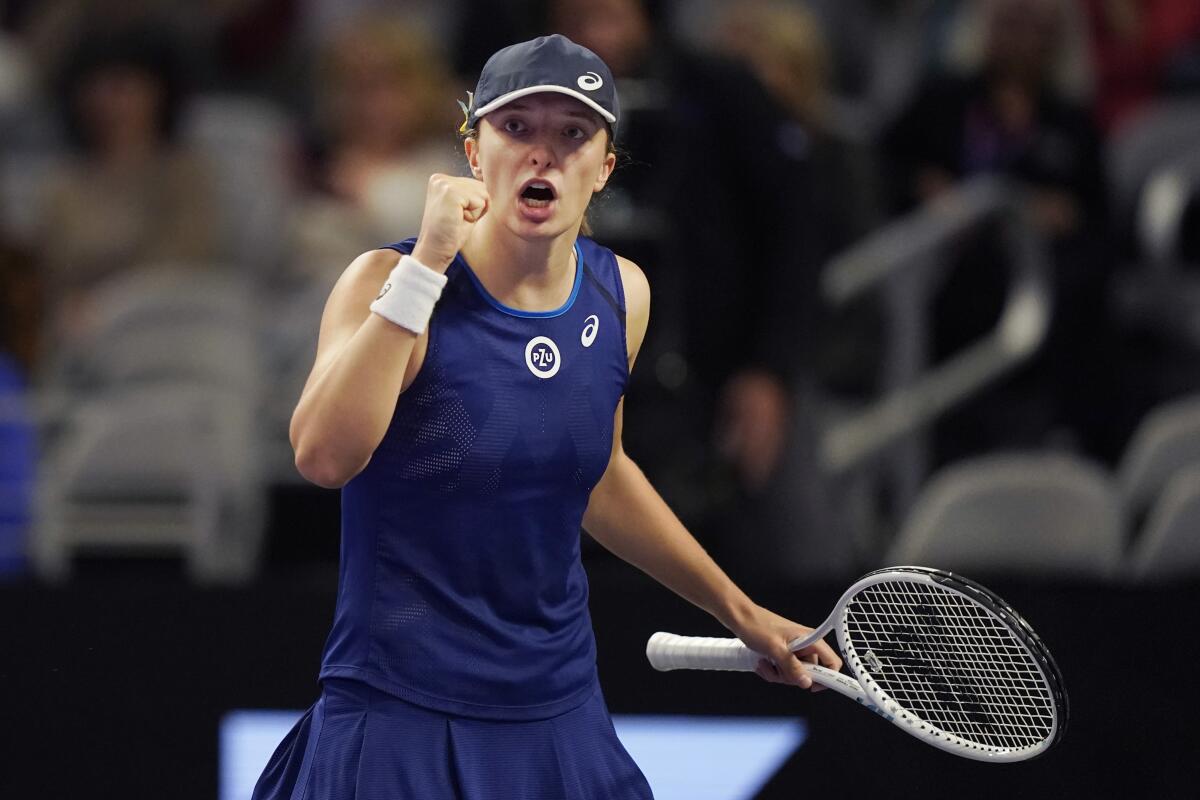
[{"left": 525, "top": 336, "right": 561, "bottom": 379}]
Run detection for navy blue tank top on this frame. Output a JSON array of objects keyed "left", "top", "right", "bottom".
[{"left": 319, "top": 236, "right": 629, "bottom": 720}]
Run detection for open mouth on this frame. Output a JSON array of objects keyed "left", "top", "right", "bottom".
[{"left": 519, "top": 180, "right": 557, "bottom": 208}]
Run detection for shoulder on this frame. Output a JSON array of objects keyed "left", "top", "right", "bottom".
[
  {"left": 614, "top": 254, "right": 649, "bottom": 311},
  {"left": 326, "top": 248, "right": 404, "bottom": 311},
  {"left": 346, "top": 247, "right": 405, "bottom": 282},
  {"left": 614, "top": 254, "right": 650, "bottom": 365}
]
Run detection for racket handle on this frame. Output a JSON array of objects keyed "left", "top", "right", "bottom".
[{"left": 646, "top": 632, "right": 760, "bottom": 672}]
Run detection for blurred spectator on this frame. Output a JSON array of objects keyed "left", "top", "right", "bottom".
[
  {"left": 945, "top": 0, "right": 1094, "bottom": 103},
  {"left": 885, "top": 0, "right": 1116, "bottom": 462},
  {"left": 207, "top": 0, "right": 305, "bottom": 102},
  {"left": 1081, "top": 0, "right": 1200, "bottom": 133},
  {"left": 720, "top": 0, "right": 886, "bottom": 398},
  {"left": 0, "top": 240, "right": 40, "bottom": 375},
  {"left": 0, "top": 26, "right": 35, "bottom": 116},
  {"left": 17, "top": 1, "right": 213, "bottom": 82},
  {"left": 542, "top": 0, "right": 833, "bottom": 571},
  {"left": 289, "top": 13, "right": 462, "bottom": 284},
  {"left": 37, "top": 25, "right": 219, "bottom": 347},
  {"left": 803, "top": 0, "right": 969, "bottom": 136}
]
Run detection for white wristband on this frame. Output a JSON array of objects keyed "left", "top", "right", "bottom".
[{"left": 369, "top": 254, "right": 448, "bottom": 334}]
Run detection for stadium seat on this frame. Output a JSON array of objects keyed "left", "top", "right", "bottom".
[
  {"left": 1116, "top": 393, "right": 1200, "bottom": 516},
  {"left": 1107, "top": 98, "right": 1200, "bottom": 242},
  {"left": 885, "top": 452, "right": 1123, "bottom": 579},
  {"left": 32, "top": 267, "right": 266, "bottom": 583},
  {"left": 32, "top": 384, "right": 264, "bottom": 583},
  {"left": 1128, "top": 465, "right": 1200, "bottom": 583}
]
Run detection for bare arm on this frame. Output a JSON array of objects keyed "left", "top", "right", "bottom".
[
  {"left": 582, "top": 256, "right": 842, "bottom": 688},
  {"left": 289, "top": 248, "right": 422, "bottom": 487},
  {"left": 290, "top": 175, "right": 489, "bottom": 488}
]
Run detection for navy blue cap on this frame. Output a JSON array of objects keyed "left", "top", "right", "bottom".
[{"left": 468, "top": 34, "right": 619, "bottom": 133}]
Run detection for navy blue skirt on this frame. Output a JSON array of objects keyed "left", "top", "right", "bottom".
[{"left": 252, "top": 679, "right": 654, "bottom": 800}]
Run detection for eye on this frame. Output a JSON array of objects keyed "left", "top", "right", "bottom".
[
  {"left": 502, "top": 117, "right": 527, "bottom": 134},
  {"left": 564, "top": 126, "right": 586, "bottom": 140}
]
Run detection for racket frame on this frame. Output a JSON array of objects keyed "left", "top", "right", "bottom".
[{"left": 649, "top": 566, "right": 1069, "bottom": 763}]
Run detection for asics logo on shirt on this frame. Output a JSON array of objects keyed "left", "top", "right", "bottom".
[
  {"left": 525, "top": 336, "right": 561, "bottom": 378},
  {"left": 581, "top": 315, "right": 599, "bottom": 347}
]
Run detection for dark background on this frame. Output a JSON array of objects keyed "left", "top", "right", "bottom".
[{"left": 3, "top": 558, "right": 1195, "bottom": 799}]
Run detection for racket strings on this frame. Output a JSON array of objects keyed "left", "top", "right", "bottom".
[{"left": 844, "top": 581, "right": 1055, "bottom": 752}]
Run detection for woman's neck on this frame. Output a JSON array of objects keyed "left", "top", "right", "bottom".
[{"left": 459, "top": 218, "right": 580, "bottom": 312}]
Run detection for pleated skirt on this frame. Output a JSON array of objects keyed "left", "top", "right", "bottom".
[{"left": 251, "top": 678, "right": 654, "bottom": 800}]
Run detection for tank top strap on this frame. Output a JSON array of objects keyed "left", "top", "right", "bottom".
[
  {"left": 576, "top": 237, "right": 627, "bottom": 339},
  {"left": 382, "top": 238, "right": 418, "bottom": 256}
]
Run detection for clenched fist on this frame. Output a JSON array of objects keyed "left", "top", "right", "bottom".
[{"left": 411, "top": 174, "right": 490, "bottom": 272}]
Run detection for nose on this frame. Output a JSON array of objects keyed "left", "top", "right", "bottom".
[{"left": 528, "top": 140, "right": 554, "bottom": 169}]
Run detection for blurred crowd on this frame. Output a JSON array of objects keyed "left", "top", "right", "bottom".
[{"left": 3, "top": 0, "right": 1200, "bottom": 583}]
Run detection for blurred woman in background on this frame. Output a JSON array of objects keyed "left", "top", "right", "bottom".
[
  {"left": 39, "top": 25, "right": 218, "bottom": 346},
  {"left": 290, "top": 14, "right": 463, "bottom": 284}
]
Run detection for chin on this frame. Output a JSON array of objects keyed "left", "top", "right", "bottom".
[{"left": 509, "top": 213, "right": 576, "bottom": 242}]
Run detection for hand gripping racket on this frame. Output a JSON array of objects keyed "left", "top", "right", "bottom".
[{"left": 646, "top": 566, "right": 1068, "bottom": 762}]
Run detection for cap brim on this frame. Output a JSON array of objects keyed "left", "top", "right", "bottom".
[{"left": 473, "top": 85, "right": 616, "bottom": 124}]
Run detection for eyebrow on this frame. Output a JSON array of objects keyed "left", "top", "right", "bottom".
[{"left": 503, "top": 101, "right": 598, "bottom": 122}]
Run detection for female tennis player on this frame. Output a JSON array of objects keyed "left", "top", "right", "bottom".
[{"left": 254, "top": 34, "right": 840, "bottom": 799}]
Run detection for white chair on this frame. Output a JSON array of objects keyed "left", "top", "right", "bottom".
[
  {"left": 1117, "top": 394, "right": 1200, "bottom": 515},
  {"left": 32, "top": 267, "right": 268, "bottom": 583},
  {"left": 1129, "top": 465, "right": 1200, "bottom": 583},
  {"left": 32, "top": 384, "right": 264, "bottom": 583},
  {"left": 886, "top": 452, "right": 1124, "bottom": 579},
  {"left": 42, "top": 266, "right": 261, "bottom": 397},
  {"left": 1107, "top": 98, "right": 1200, "bottom": 236}
]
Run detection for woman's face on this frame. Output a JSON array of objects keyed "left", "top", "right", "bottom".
[
  {"left": 77, "top": 65, "right": 165, "bottom": 155},
  {"left": 466, "top": 93, "right": 615, "bottom": 241}
]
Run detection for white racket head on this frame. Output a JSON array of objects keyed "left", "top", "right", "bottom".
[{"left": 830, "top": 566, "right": 1069, "bottom": 762}]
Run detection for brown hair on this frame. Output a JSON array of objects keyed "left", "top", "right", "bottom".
[{"left": 316, "top": 14, "right": 455, "bottom": 145}]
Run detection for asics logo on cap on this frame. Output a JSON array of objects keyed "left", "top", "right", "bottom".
[{"left": 577, "top": 72, "right": 603, "bottom": 91}]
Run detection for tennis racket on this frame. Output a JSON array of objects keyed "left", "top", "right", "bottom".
[{"left": 646, "top": 566, "right": 1068, "bottom": 762}]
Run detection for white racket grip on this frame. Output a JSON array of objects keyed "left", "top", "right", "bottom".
[{"left": 646, "top": 632, "right": 761, "bottom": 672}]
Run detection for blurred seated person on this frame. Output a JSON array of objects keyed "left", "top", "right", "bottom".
[
  {"left": 39, "top": 26, "right": 218, "bottom": 347},
  {"left": 885, "top": 0, "right": 1117, "bottom": 462},
  {"left": 544, "top": 0, "right": 836, "bottom": 573},
  {"left": 0, "top": 238, "right": 40, "bottom": 380},
  {"left": 1081, "top": 0, "right": 1200, "bottom": 133},
  {"left": 721, "top": 0, "right": 886, "bottom": 401},
  {"left": 290, "top": 15, "right": 462, "bottom": 285}
]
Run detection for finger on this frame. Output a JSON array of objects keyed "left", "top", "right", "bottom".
[
  {"left": 755, "top": 658, "right": 784, "bottom": 685},
  {"left": 799, "top": 641, "right": 842, "bottom": 672},
  {"left": 772, "top": 649, "right": 813, "bottom": 689},
  {"left": 462, "top": 194, "right": 489, "bottom": 221},
  {"left": 817, "top": 642, "right": 842, "bottom": 672}
]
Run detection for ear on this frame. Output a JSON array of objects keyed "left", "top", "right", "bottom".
[
  {"left": 464, "top": 137, "right": 482, "bottom": 179},
  {"left": 592, "top": 150, "right": 617, "bottom": 193}
]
